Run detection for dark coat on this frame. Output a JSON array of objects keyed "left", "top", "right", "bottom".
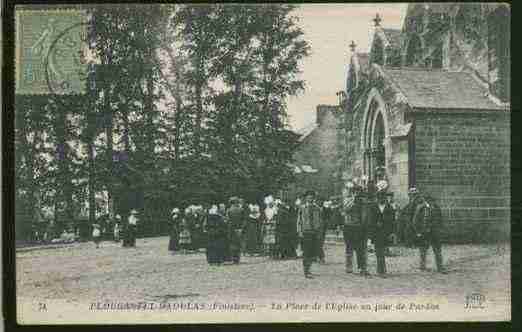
[
  {"left": 168, "top": 215, "right": 180, "bottom": 251},
  {"left": 413, "top": 199, "right": 442, "bottom": 236},
  {"left": 298, "top": 203, "right": 322, "bottom": 233},
  {"left": 368, "top": 202, "right": 395, "bottom": 241},
  {"left": 227, "top": 205, "right": 245, "bottom": 230},
  {"left": 344, "top": 194, "right": 366, "bottom": 230},
  {"left": 206, "top": 213, "right": 227, "bottom": 264}
]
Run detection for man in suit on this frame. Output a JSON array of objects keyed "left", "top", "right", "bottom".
[
  {"left": 369, "top": 190, "right": 395, "bottom": 277},
  {"left": 413, "top": 193, "right": 447, "bottom": 273},
  {"left": 341, "top": 181, "right": 370, "bottom": 276},
  {"left": 399, "top": 187, "right": 421, "bottom": 247},
  {"left": 297, "top": 190, "right": 322, "bottom": 279}
]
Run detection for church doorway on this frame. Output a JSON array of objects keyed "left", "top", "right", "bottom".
[{"left": 362, "top": 93, "right": 388, "bottom": 183}]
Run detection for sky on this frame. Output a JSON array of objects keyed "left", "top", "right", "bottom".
[{"left": 287, "top": 4, "right": 407, "bottom": 131}]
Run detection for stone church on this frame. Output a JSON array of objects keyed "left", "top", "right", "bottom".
[{"left": 340, "top": 3, "right": 510, "bottom": 242}]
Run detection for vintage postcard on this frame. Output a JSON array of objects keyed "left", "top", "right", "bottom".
[{"left": 12, "top": 3, "right": 510, "bottom": 324}]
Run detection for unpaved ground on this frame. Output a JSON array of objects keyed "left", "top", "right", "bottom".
[{"left": 16, "top": 237, "right": 510, "bottom": 323}]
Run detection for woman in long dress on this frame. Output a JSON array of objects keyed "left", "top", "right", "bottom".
[
  {"left": 205, "top": 205, "right": 227, "bottom": 265},
  {"left": 263, "top": 196, "right": 278, "bottom": 258},
  {"left": 179, "top": 207, "right": 192, "bottom": 254},
  {"left": 245, "top": 204, "right": 261, "bottom": 255},
  {"left": 168, "top": 208, "right": 180, "bottom": 253}
]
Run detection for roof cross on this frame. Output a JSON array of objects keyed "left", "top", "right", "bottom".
[
  {"left": 349, "top": 40, "right": 357, "bottom": 53},
  {"left": 373, "top": 13, "right": 382, "bottom": 27}
]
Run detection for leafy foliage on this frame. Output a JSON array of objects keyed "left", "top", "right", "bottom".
[{"left": 15, "top": 4, "right": 309, "bottom": 241}]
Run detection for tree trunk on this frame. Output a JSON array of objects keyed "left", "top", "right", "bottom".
[
  {"left": 104, "top": 87, "right": 114, "bottom": 220},
  {"left": 54, "top": 98, "right": 74, "bottom": 235},
  {"left": 87, "top": 136, "right": 96, "bottom": 225}
]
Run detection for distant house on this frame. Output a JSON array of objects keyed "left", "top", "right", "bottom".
[
  {"left": 342, "top": 4, "right": 510, "bottom": 242},
  {"left": 286, "top": 105, "right": 345, "bottom": 201}
]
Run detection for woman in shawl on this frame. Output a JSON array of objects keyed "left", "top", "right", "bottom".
[{"left": 205, "top": 205, "right": 227, "bottom": 265}]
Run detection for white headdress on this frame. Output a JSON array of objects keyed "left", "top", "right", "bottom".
[
  {"left": 264, "top": 195, "right": 274, "bottom": 205},
  {"left": 208, "top": 205, "right": 218, "bottom": 215}
]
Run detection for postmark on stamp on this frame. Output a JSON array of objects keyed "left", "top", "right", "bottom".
[{"left": 15, "top": 9, "right": 88, "bottom": 95}]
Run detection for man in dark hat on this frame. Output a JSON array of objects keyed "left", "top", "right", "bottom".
[
  {"left": 368, "top": 190, "right": 395, "bottom": 277},
  {"left": 398, "top": 187, "right": 421, "bottom": 247},
  {"left": 341, "top": 180, "right": 370, "bottom": 276},
  {"left": 413, "top": 194, "right": 447, "bottom": 273},
  {"left": 297, "top": 190, "right": 322, "bottom": 278}
]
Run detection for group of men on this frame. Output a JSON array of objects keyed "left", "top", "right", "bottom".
[{"left": 297, "top": 179, "right": 446, "bottom": 279}]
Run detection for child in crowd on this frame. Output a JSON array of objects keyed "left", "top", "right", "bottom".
[{"left": 92, "top": 224, "right": 101, "bottom": 248}]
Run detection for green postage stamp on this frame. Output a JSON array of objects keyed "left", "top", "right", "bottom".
[{"left": 15, "top": 9, "right": 88, "bottom": 95}]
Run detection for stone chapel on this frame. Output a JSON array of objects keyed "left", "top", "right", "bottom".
[{"left": 341, "top": 3, "right": 510, "bottom": 242}]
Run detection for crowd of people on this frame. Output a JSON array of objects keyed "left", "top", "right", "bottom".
[
  {"left": 166, "top": 196, "right": 302, "bottom": 264},
  {"left": 87, "top": 174, "right": 447, "bottom": 279}
]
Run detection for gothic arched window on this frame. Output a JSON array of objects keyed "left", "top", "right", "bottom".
[
  {"left": 373, "top": 112, "right": 385, "bottom": 169},
  {"left": 488, "top": 6, "right": 510, "bottom": 102}
]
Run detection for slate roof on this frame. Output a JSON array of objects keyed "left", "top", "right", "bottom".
[
  {"left": 381, "top": 28, "right": 403, "bottom": 50},
  {"left": 383, "top": 68, "right": 508, "bottom": 111}
]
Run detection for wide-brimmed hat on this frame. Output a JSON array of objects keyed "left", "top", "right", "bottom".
[
  {"left": 304, "top": 190, "right": 316, "bottom": 197},
  {"left": 408, "top": 187, "right": 419, "bottom": 195},
  {"left": 130, "top": 209, "right": 138, "bottom": 215},
  {"left": 376, "top": 179, "right": 389, "bottom": 192}
]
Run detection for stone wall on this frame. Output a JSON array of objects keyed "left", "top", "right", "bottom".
[{"left": 413, "top": 111, "right": 510, "bottom": 242}]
